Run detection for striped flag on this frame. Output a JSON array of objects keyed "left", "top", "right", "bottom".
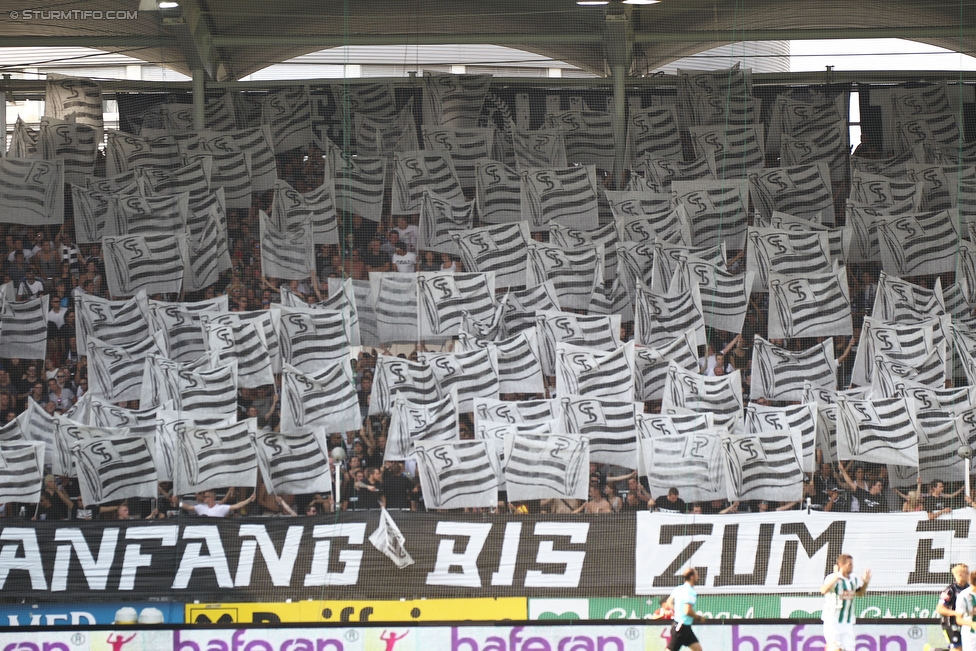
[
  {"left": 545, "top": 111, "right": 614, "bottom": 170},
  {"left": 504, "top": 431, "right": 589, "bottom": 502},
  {"left": 258, "top": 210, "right": 315, "bottom": 280},
  {"left": 677, "top": 64, "right": 750, "bottom": 128},
  {"left": 615, "top": 241, "right": 656, "bottom": 307},
  {"left": 722, "top": 430, "right": 805, "bottom": 503},
  {"left": 901, "top": 383, "right": 976, "bottom": 416},
  {"left": 204, "top": 320, "right": 274, "bottom": 389},
  {"left": 72, "top": 435, "right": 158, "bottom": 505},
  {"left": 8, "top": 117, "right": 37, "bottom": 158},
  {"left": 688, "top": 125, "right": 765, "bottom": 178},
  {"left": 0, "top": 158, "right": 64, "bottom": 225},
  {"left": 520, "top": 166, "right": 599, "bottom": 232},
  {"left": 423, "top": 72, "right": 490, "bottom": 128},
  {"left": 850, "top": 147, "right": 922, "bottom": 177},
  {"left": 550, "top": 222, "right": 618, "bottom": 284},
  {"left": 751, "top": 336, "right": 837, "bottom": 402},
  {"left": 889, "top": 411, "right": 969, "bottom": 486},
  {"left": 639, "top": 153, "right": 717, "bottom": 193},
  {"left": 76, "top": 292, "right": 151, "bottom": 351},
  {"left": 671, "top": 178, "right": 750, "bottom": 250},
  {"left": 418, "top": 192, "right": 474, "bottom": 255},
  {"left": 371, "top": 272, "right": 419, "bottom": 344},
  {"left": 88, "top": 397, "right": 160, "bottom": 430},
  {"left": 836, "top": 395, "right": 920, "bottom": 466},
  {"left": 853, "top": 316, "right": 943, "bottom": 388},
  {"left": 556, "top": 341, "right": 636, "bottom": 402},
  {"left": 876, "top": 210, "right": 963, "bottom": 277},
  {"left": 261, "top": 86, "right": 313, "bottom": 152},
  {"left": 672, "top": 256, "right": 755, "bottom": 333},
  {"left": 325, "top": 143, "right": 387, "bottom": 222},
  {"left": 142, "top": 158, "right": 212, "bottom": 204},
  {"left": 873, "top": 272, "right": 946, "bottom": 322},
  {"left": 45, "top": 74, "right": 103, "bottom": 129},
  {"left": 768, "top": 267, "right": 853, "bottom": 339},
  {"left": 86, "top": 335, "right": 159, "bottom": 403},
  {"left": 651, "top": 241, "right": 727, "bottom": 292},
  {"left": 513, "top": 129, "right": 567, "bottom": 171},
  {"left": 146, "top": 296, "right": 223, "bottom": 364},
  {"left": 559, "top": 395, "right": 639, "bottom": 468},
  {"left": 780, "top": 129, "right": 848, "bottom": 188},
  {"left": 72, "top": 185, "right": 114, "bottom": 244},
  {"left": 536, "top": 310, "right": 621, "bottom": 377},
  {"left": 475, "top": 161, "right": 522, "bottom": 224},
  {"left": 194, "top": 127, "right": 277, "bottom": 192},
  {"left": 872, "top": 347, "right": 948, "bottom": 397},
  {"left": 354, "top": 100, "right": 418, "bottom": 157},
  {"left": 281, "top": 362, "right": 361, "bottom": 434},
  {"left": 333, "top": 279, "right": 378, "bottom": 348},
  {"left": 898, "top": 113, "right": 961, "bottom": 151},
  {"left": 185, "top": 205, "right": 232, "bottom": 292},
  {"left": 761, "top": 212, "right": 852, "bottom": 265},
  {"left": 850, "top": 171, "right": 922, "bottom": 211},
  {"left": 663, "top": 361, "right": 744, "bottom": 433},
  {"left": 386, "top": 391, "right": 459, "bottom": 461},
  {"left": 526, "top": 242, "right": 603, "bottom": 312},
  {"left": 417, "top": 271, "right": 496, "bottom": 340},
  {"left": 639, "top": 428, "right": 727, "bottom": 502},
  {"left": 273, "top": 179, "right": 339, "bottom": 246},
  {"left": 744, "top": 402, "right": 818, "bottom": 473},
  {"left": 369, "top": 507, "right": 415, "bottom": 569},
  {"left": 392, "top": 151, "right": 465, "bottom": 215},
  {"left": 186, "top": 149, "right": 251, "bottom": 210},
  {"left": 421, "top": 348, "right": 500, "bottom": 413},
  {"left": 114, "top": 193, "right": 189, "bottom": 237},
  {"left": 88, "top": 170, "right": 143, "bottom": 195},
  {"left": 175, "top": 419, "right": 258, "bottom": 494},
  {"left": 103, "top": 233, "right": 187, "bottom": 297},
  {"left": 501, "top": 281, "right": 560, "bottom": 336},
  {"left": 332, "top": 82, "right": 397, "bottom": 120},
  {"left": 453, "top": 222, "right": 531, "bottom": 289},
  {"left": 474, "top": 398, "right": 562, "bottom": 429},
  {"left": 903, "top": 163, "right": 962, "bottom": 212},
  {"left": 747, "top": 227, "right": 834, "bottom": 292},
  {"left": 414, "top": 440, "right": 499, "bottom": 509},
  {"left": 53, "top": 420, "right": 130, "bottom": 477},
  {"left": 457, "top": 329, "right": 545, "bottom": 395},
  {"left": 606, "top": 190, "right": 689, "bottom": 245},
  {"left": 634, "top": 331, "right": 700, "bottom": 402},
  {"left": 423, "top": 126, "right": 495, "bottom": 189},
  {"left": 0, "top": 442, "right": 45, "bottom": 504},
  {"left": 276, "top": 305, "right": 352, "bottom": 373},
  {"left": 803, "top": 384, "right": 873, "bottom": 463},
  {"left": 635, "top": 283, "right": 706, "bottom": 349},
  {"left": 694, "top": 94, "right": 761, "bottom": 127},
  {"left": 251, "top": 429, "right": 332, "bottom": 495},
  {"left": 141, "top": 355, "right": 238, "bottom": 426},
  {"left": 475, "top": 420, "right": 557, "bottom": 491},
  {"left": 626, "top": 106, "right": 683, "bottom": 167},
  {"left": 285, "top": 278, "right": 362, "bottom": 347},
  {"left": 0, "top": 295, "right": 48, "bottom": 360},
  {"left": 37, "top": 118, "right": 97, "bottom": 187},
  {"left": 105, "top": 131, "right": 181, "bottom": 176},
  {"left": 370, "top": 356, "right": 440, "bottom": 416},
  {"left": 16, "top": 400, "right": 55, "bottom": 467}
]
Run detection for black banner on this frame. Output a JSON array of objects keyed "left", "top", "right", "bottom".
[{"left": 0, "top": 513, "right": 636, "bottom": 602}]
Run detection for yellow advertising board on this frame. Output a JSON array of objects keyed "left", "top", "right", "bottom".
[{"left": 185, "top": 598, "right": 526, "bottom": 624}]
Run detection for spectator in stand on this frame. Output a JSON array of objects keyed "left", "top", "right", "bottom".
[
  {"left": 419, "top": 251, "right": 440, "bottom": 272},
  {"left": 627, "top": 475, "right": 652, "bottom": 507},
  {"left": 650, "top": 487, "right": 686, "bottom": 514},
  {"left": 394, "top": 216, "right": 420, "bottom": 252},
  {"left": 47, "top": 376, "right": 74, "bottom": 410},
  {"left": 363, "top": 239, "right": 391, "bottom": 273},
  {"left": 440, "top": 252, "right": 459, "bottom": 273},
  {"left": 575, "top": 482, "right": 613, "bottom": 513},
  {"left": 838, "top": 463, "right": 888, "bottom": 513},
  {"left": 17, "top": 267, "right": 43, "bottom": 299},
  {"left": 0, "top": 371, "right": 15, "bottom": 398},
  {"left": 924, "top": 480, "right": 962, "bottom": 519},
  {"left": 32, "top": 236, "right": 59, "bottom": 282},
  {"left": 391, "top": 243, "right": 416, "bottom": 273},
  {"left": 35, "top": 475, "right": 72, "bottom": 521},
  {"left": 356, "top": 467, "right": 386, "bottom": 509},
  {"left": 342, "top": 248, "right": 368, "bottom": 280},
  {"left": 179, "top": 490, "right": 255, "bottom": 517},
  {"left": 382, "top": 461, "right": 416, "bottom": 510},
  {"left": 6, "top": 250, "right": 28, "bottom": 288}
]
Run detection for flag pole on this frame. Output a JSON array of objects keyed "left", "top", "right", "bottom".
[{"left": 331, "top": 447, "right": 346, "bottom": 509}]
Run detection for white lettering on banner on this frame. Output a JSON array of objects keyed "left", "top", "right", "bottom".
[
  {"left": 428, "top": 522, "right": 493, "bottom": 587},
  {"left": 491, "top": 522, "right": 522, "bottom": 586},
  {"left": 0, "top": 528, "right": 46, "bottom": 590},
  {"left": 234, "top": 525, "right": 303, "bottom": 587},
  {"left": 120, "top": 526, "right": 178, "bottom": 591},
  {"left": 303, "top": 523, "right": 365, "bottom": 586},
  {"left": 173, "top": 526, "right": 233, "bottom": 589},
  {"left": 635, "top": 511, "right": 974, "bottom": 594},
  {"left": 51, "top": 528, "right": 118, "bottom": 591},
  {"left": 525, "top": 522, "right": 589, "bottom": 588}
]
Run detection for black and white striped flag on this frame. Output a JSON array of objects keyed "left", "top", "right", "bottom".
[
  {"left": 332, "top": 82, "right": 397, "bottom": 120},
  {"left": 86, "top": 335, "right": 159, "bottom": 403},
  {"left": 850, "top": 171, "right": 922, "bottom": 211},
  {"left": 423, "top": 126, "right": 495, "bottom": 189},
  {"left": 105, "top": 131, "right": 181, "bottom": 176},
  {"left": 194, "top": 127, "right": 277, "bottom": 192},
  {"left": 457, "top": 329, "right": 545, "bottom": 395},
  {"left": 422, "top": 72, "right": 490, "bottom": 129},
  {"left": 694, "top": 94, "right": 761, "bottom": 127},
  {"left": 780, "top": 130, "right": 848, "bottom": 189},
  {"left": 500, "top": 281, "right": 560, "bottom": 336},
  {"left": 114, "top": 193, "right": 189, "bottom": 237},
  {"left": 475, "top": 420, "right": 557, "bottom": 491},
  {"left": 744, "top": 402, "right": 818, "bottom": 473},
  {"left": 889, "top": 411, "right": 969, "bottom": 486},
  {"left": 0, "top": 295, "right": 48, "bottom": 360},
  {"left": 652, "top": 241, "right": 728, "bottom": 292},
  {"left": 752, "top": 336, "right": 837, "bottom": 402},
  {"left": 559, "top": 395, "right": 639, "bottom": 469},
  {"left": 607, "top": 190, "right": 688, "bottom": 245},
  {"left": 71, "top": 185, "right": 114, "bottom": 244},
  {"left": 626, "top": 106, "right": 683, "bottom": 167},
  {"left": 88, "top": 397, "right": 160, "bottom": 431},
  {"left": 453, "top": 222, "right": 531, "bottom": 289},
  {"left": 103, "top": 233, "right": 187, "bottom": 297},
  {"left": 634, "top": 331, "right": 700, "bottom": 402},
  {"left": 550, "top": 222, "right": 618, "bottom": 284},
  {"left": 142, "top": 158, "right": 212, "bottom": 204},
  {"left": 16, "top": 400, "right": 55, "bottom": 467},
  {"left": 872, "top": 347, "right": 948, "bottom": 397},
  {"left": 185, "top": 205, "right": 232, "bottom": 293},
  {"left": 418, "top": 192, "right": 474, "bottom": 255},
  {"left": 276, "top": 305, "right": 352, "bottom": 373},
  {"left": 671, "top": 256, "right": 755, "bottom": 335},
  {"left": 258, "top": 210, "right": 315, "bottom": 281},
  {"left": 76, "top": 292, "right": 151, "bottom": 350},
  {"left": 850, "top": 147, "right": 922, "bottom": 177},
  {"left": 536, "top": 310, "right": 621, "bottom": 377},
  {"left": 370, "top": 356, "right": 440, "bottom": 416},
  {"left": 293, "top": 278, "right": 363, "bottom": 347},
  {"left": 281, "top": 362, "right": 361, "bottom": 434},
  {"left": 901, "top": 383, "right": 976, "bottom": 416},
  {"left": 72, "top": 435, "right": 158, "bottom": 505},
  {"left": 689, "top": 124, "right": 765, "bottom": 178},
  {"left": 474, "top": 397, "right": 562, "bottom": 428},
  {"left": 175, "top": 420, "right": 257, "bottom": 494},
  {"left": 503, "top": 431, "right": 589, "bottom": 502},
  {"left": 421, "top": 348, "right": 500, "bottom": 413},
  {"left": 677, "top": 64, "right": 750, "bottom": 128},
  {"left": 417, "top": 271, "right": 496, "bottom": 340},
  {"left": 873, "top": 271, "right": 945, "bottom": 322},
  {"left": 615, "top": 241, "right": 656, "bottom": 306},
  {"left": 722, "top": 430, "right": 805, "bottom": 503},
  {"left": 187, "top": 148, "right": 251, "bottom": 210},
  {"left": 526, "top": 242, "right": 603, "bottom": 312},
  {"left": 204, "top": 320, "right": 274, "bottom": 389},
  {"left": 45, "top": 74, "right": 103, "bottom": 129},
  {"left": 555, "top": 341, "right": 636, "bottom": 402},
  {"left": 803, "top": 384, "right": 873, "bottom": 463},
  {"left": 521, "top": 166, "right": 599, "bottom": 232},
  {"left": 635, "top": 283, "right": 706, "bottom": 349},
  {"left": 876, "top": 210, "right": 962, "bottom": 277},
  {"left": 853, "top": 316, "right": 943, "bottom": 388},
  {"left": 414, "top": 440, "right": 499, "bottom": 510},
  {"left": 386, "top": 390, "right": 459, "bottom": 461},
  {"left": 768, "top": 267, "right": 853, "bottom": 339},
  {"left": 371, "top": 273, "right": 419, "bottom": 344},
  {"left": 252, "top": 429, "right": 333, "bottom": 495},
  {"left": 141, "top": 355, "right": 238, "bottom": 426},
  {"left": 836, "top": 395, "right": 920, "bottom": 466},
  {"left": 639, "top": 154, "right": 717, "bottom": 194},
  {"left": 53, "top": 420, "right": 130, "bottom": 477},
  {"left": 0, "top": 442, "right": 45, "bottom": 504},
  {"left": 392, "top": 151, "right": 465, "bottom": 215},
  {"left": 8, "top": 117, "right": 37, "bottom": 158},
  {"left": 273, "top": 179, "right": 339, "bottom": 246},
  {"left": 369, "top": 507, "right": 415, "bottom": 569},
  {"left": 760, "top": 212, "right": 852, "bottom": 265},
  {"left": 898, "top": 113, "right": 962, "bottom": 152},
  {"left": 354, "top": 100, "right": 419, "bottom": 157},
  {"left": 545, "top": 111, "right": 614, "bottom": 170},
  {"left": 0, "top": 158, "right": 64, "bottom": 226},
  {"left": 37, "top": 118, "right": 97, "bottom": 187},
  {"left": 146, "top": 296, "right": 225, "bottom": 363},
  {"left": 663, "top": 361, "right": 744, "bottom": 433},
  {"left": 261, "top": 86, "right": 313, "bottom": 152},
  {"left": 671, "top": 178, "right": 749, "bottom": 250},
  {"left": 747, "top": 227, "right": 834, "bottom": 292},
  {"left": 513, "top": 130, "right": 567, "bottom": 171},
  {"left": 475, "top": 161, "right": 522, "bottom": 224},
  {"left": 639, "top": 428, "right": 727, "bottom": 503}
]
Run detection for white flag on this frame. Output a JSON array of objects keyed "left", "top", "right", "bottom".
[
  {"left": 836, "top": 395, "right": 920, "bottom": 466},
  {"left": 751, "top": 336, "right": 837, "bottom": 402},
  {"left": 252, "top": 429, "right": 333, "bottom": 495},
  {"left": 280, "top": 362, "right": 361, "bottom": 434},
  {"left": 369, "top": 508, "right": 415, "bottom": 569},
  {"left": 504, "top": 432, "right": 588, "bottom": 502},
  {"left": 175, "top": 419, "right": 257, "bottom": 494},
  {"left": 72, "top": 435, "right": 158, "bottom": 505},
  {"left": 415, "top": 440, "right": 499, "bottom": 509}
]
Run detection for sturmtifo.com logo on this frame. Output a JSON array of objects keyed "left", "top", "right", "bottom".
[{"left": 8, "top": 9, "right": 139, "bottom": 20}]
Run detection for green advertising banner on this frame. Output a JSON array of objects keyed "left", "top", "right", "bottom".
[{"left": 528, "top": 595, "right": 938, "bottom": 621}]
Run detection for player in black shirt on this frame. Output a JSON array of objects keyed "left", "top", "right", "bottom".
[{"left": 937, "top": 564, "right": 970, "bottom": 651}]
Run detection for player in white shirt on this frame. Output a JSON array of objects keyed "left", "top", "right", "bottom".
[
  {"left": 955, "top": 570, "right": 976, "bottom": 651},
  {"left": 821, "top": 553, "right": 871, "bottom": 651}
]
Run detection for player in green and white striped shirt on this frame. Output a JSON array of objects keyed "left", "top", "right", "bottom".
[{"left": 820, "top": 553, "right": 872, "bottom": 651}]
